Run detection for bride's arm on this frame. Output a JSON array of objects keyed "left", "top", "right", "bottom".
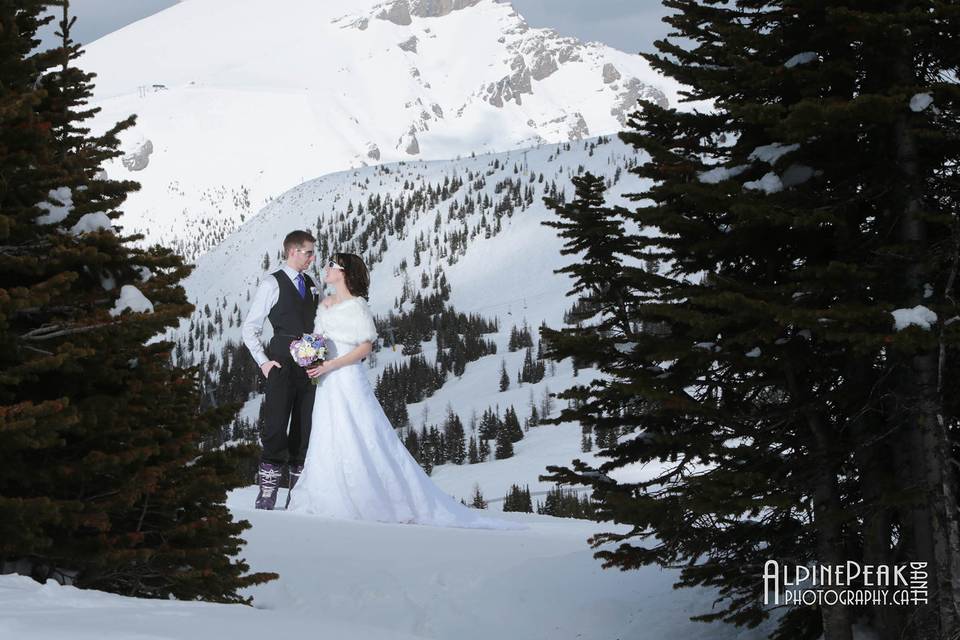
[
  {"left": 329, "top": 341, "right": 372, "bottom": 369},
  {"left": 307, "top": 341, "right": 372, "bottom": 378}
]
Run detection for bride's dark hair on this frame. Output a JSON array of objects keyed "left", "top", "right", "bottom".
[{"left": 332, "top": 253, "right": 370, "bottom": 299}]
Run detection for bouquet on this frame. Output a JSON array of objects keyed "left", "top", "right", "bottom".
[{"left": 289, "top": 333, "right": 327, "bottom": 385}]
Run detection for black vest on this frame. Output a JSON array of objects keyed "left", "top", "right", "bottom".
[{"left": 267, "top": 270, "right": 318, "bottom": 363}]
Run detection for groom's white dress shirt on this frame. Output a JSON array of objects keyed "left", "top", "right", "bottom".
[{"left": 241, "top": 265, "right": 313, "bottom": 367}]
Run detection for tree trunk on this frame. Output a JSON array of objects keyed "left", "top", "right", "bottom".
[
  {"left": 852, "top": 428, "right": 903, "bottom": 640},
  {"left": 785, "top": 361, "right": 853, "bottom": 640},
  {"left": 891, "top": 36, "right": 960, "bottom": 636}
]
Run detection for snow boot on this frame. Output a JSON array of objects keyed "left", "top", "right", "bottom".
[
  {"left": 255, "top": 461, "right": 282, "bottom": 510},
  {"left": 285, "top": 463, "right": 304, "bottom": 509}
]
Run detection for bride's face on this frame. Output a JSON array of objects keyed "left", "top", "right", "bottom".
[{"left": 324, "top": 258, "right": 345, "bottom": 286}]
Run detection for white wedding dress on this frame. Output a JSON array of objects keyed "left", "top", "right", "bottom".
[{"left": 287, "top": 296, "right": 521, "bottom": 530}]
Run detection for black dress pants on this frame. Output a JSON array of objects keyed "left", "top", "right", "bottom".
[{"left": 260, "top": 352, "right": 316, "bottom": 466}]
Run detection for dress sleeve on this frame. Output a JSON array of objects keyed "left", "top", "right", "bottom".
[{"left": 353, "top": 300, "right": 378, "bottom": 343}]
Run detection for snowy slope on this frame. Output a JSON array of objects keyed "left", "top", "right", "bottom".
[
  {"left": 0, "top": 502, "right": 779, "bottom": 640},
  {"left": 178, "top": 135, "right": 641, "bottom": 365},
  {"left": 176, "top": 134, "right": 659, "bottom": 511},
  {"left": 79, "top": 0, "right": 680, "bottom": 258}
]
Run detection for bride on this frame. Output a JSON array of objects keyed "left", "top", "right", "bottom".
[{"left": 286, "top": 252, "right": 520, "bottom": 530}]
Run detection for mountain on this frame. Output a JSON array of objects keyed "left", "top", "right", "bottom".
[
  {"left": 170, "top": 133, "right": 646, "bottom": 495},
  {"left": 79, "top": 0, "right": 679, "bottom": 259}
]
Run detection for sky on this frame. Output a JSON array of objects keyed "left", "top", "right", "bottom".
[{"left": 38, "top": 0, "right": 674, "bottom": 57}]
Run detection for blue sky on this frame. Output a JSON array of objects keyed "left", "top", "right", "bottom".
[{"left": 40, "top": 0, "right": 673, "bottom": 56}]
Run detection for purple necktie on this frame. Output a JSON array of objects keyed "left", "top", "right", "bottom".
[{"left": 295, "top": 274, "right": 306, "bottom": 298}]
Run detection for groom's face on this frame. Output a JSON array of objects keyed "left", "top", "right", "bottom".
[{"left": 288, "top": 242, "right": 316, "bottom": 272}]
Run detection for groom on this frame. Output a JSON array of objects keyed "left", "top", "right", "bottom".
[{"left": 241, "top": 230, "right": 320, "bottom": 509}]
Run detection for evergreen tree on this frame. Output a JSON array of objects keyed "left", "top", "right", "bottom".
[
  {"left": 0, "top": 2, "right": 272, "bottom": 601},
  {"left": 403, "top": 427, "right": 420, "bottom": 462},
  {"left": 525, "top": 404, "right": 539, "bottom": 431},
  {"left": 502, "top": 405, "right": 523, "bottom": 443},
  {"left": 478, "top": 406, "right": 500, "bottom": 441},
  {"left": 541, "top": 2, "right": 960, "bottom": 639},
  {"left": 470, "top": 484, "right": 487, "bottom": 510},
  {"left": 537, "top": 485, "right": 594, "bottom": 520},
  {"left": 478, "top": 436, "right": 490, "bottom": 463},
  {"left": 494, "top": 420, "right": 514, "bottom": 460},
  {"left": 498, "top": 359, "right": 509, "bottom": 391},
  {"left": 467, "top": 434, "right": 479, "bottom": 464},
  {"left": 442, "top": 408, "right": 466, "bottom": 465},
  {"left": 502, "top": 484, "right": 532, "bottom": 513},
  {"left": 580, "top": 431, "right": 592, "bottom": 453}
]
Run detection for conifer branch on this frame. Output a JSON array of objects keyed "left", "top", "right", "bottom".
[
  {"left": 20, "top": 321, "right": 117, "bottom": 341},
  {"left": 0, "top": 240, "right": 51, "bottom": 255}
]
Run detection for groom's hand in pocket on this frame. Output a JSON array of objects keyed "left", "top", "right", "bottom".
[{"left": 261, "top": 360, "right": 282, "bottom": 378}]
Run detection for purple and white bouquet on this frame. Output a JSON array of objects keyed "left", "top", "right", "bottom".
[{"left": 289, "top": 333, "right": 327, "bottom": 385}]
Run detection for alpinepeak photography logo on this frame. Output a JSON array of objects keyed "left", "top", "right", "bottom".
[{"left": 763, "top": 560, "right": 929, "bottom": 607}]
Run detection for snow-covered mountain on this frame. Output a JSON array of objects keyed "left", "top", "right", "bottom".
[
  {"left": 176, "top": 132, "right": 639, "bottom": 447},
  {"left": 80, "top": 0, "right": 679, "bottom": 259}
]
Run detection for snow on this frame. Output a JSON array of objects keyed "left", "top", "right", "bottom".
[
  {"left": 109, "top": 285, "right": 154, "bottom": 317},
  {"left": 169, "top": 134, "right": 669, "bottom": 509},
  {"left": 698, "top": 164, "right": 747, "bottom": 184},
  {"left": 909, "top": 93, "right": 934, "bottom": 112},
  {"left": 35, "top": 186, "right": 73, "bottom": 224},
  {"left": 780, "top": 163, "right": 815, "bottom": 188},
  {"left": 747, "top": 143, "right": 798, "bottom": 165},
  {"left": 744, "top": 172, "right": 783, "bottom": 194},
  {"left": 784, "top": 52, "right": 817, "bottom": 68},
  {"left": 0, "top": 412, "right": 779, "bottom": 639},
  {"left": 0, "top": 490, "right": 780, "bottom": 639},
  {"left": 924, "top": 283, "right": 934, "bottom": 299},
  {"left": 745, "top": 348, "right": 761, "bottom": 358},
  {"left": 69, "top": 212, "right": 113, "bottom": 236},
  {"left": 891, "top": 305, "right": 938, "bottom": 331},
  {"left": 78, "top": 0, "right": 682, "bottom": 259},
  {"left": 29, "top": 121, "right": 779, "bottom": 640}
]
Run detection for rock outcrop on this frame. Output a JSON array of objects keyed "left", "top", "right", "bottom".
[
  {"left": 611, "top": 77, "right": 669, "bottom": 126},
  {"left": 602, "top": 63, "right": 621, "bottom": 84}
]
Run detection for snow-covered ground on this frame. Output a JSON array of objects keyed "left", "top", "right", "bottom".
[{"left": 1, "top": 479, "right": 777, "bottom": 640}]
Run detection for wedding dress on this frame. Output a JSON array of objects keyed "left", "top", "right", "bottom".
[{"left": 287, "top": 296, "right": 521, "bottom": 530}]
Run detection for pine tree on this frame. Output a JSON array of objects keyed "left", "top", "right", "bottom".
[
  {"left": 467, "top": 434, "right": 479, "bottom": 464},
  {"left": 579, "top": 431, "right": 592, "bottom": 453},
  {"left": 494, "top": 421, "right": 514, "bottom": 460},
  {"left": 470, "top": 484, "right": 487, "bottom": 509},
  {"left": 498, "top": 359, "right": 509, "bottom": 391},
  {"left": 443, "top": 408, "right": 466, "bottom": 465},
  {"left": 0, "top": 2, "right": 272, "bottom": 601},
  {"left": 540, "top": 2, "right": 960, "bottom": 639},
  {"left": 502, "top": 484, "right": 532, "bottom": 513},
  {"left": 478, "top": 436, "right": 490, "bottom": 462},
  {"left": 503, "top": 405, "right": 523, "bottom": 443},
  {"left": 525, "top": 405, "right": 539, "bottom": 431}
]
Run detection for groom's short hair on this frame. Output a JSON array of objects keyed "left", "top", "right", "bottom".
[{"left": 283, "top": 230, "right": 316, "bottom": 256}]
